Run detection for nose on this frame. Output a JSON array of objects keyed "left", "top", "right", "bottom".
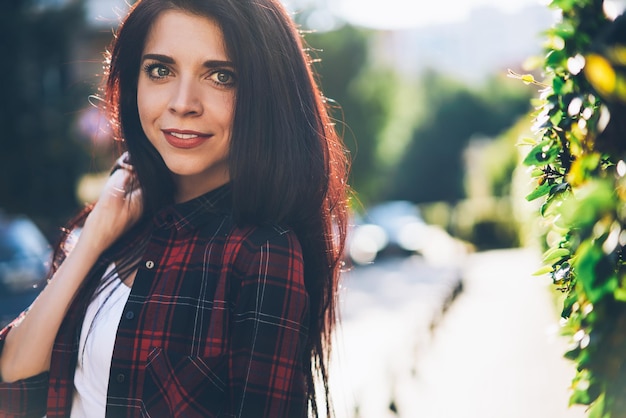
[{"left": 168, "top": 77, "right": 203, "bottom": 116}]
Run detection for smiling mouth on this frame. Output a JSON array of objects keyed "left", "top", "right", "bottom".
[
  {"left": 163, "top": 130, "right": 211, "bottom": 149},
  {"left": 169, "top": 132, "right": 199, "bottom": 140}
]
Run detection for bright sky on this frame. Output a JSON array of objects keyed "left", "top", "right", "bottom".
[
  {"left": 88, "top": 0, "right": 626, "bottom": 30},
  {"left": 331, "top": 0, "right": 548, "bottom": 30},
  {"left": 90, "top": 0, "right": 549, "bottom": 29}
]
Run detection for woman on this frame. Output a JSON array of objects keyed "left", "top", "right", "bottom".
[{"left": 0, "top": 0, "right": 350, "bottom": 417}]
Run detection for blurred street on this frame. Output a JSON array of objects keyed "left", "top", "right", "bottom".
[{"left": 331, "top": 248, "right": 588, "bottom": 418}]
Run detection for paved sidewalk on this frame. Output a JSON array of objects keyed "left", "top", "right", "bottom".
[{"left": 331, "top": 248, "right": 589, "bottom": 418}]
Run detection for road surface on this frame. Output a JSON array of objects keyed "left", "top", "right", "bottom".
[{"left": 330, "top": 248, "right": 588, "bottom": 418}]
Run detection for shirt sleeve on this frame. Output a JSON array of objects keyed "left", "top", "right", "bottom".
[
  {"left": 228, "top": 227, "right": 309, "bottom": 418},
  {"left": 0, "top": 322, "right": 49, "bottom": 418}
]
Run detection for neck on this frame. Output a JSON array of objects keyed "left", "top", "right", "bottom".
[{"left": 174, "top": 174, "right": 229, "bottom": 203}]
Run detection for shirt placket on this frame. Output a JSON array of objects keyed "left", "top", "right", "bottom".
[{"left": 105, "top": 222, "right": 171, "bottom": 417}]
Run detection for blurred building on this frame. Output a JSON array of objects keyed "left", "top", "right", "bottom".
[
  {"left": 370, "top": 4, "right": 557, "bottom": 82},
  {"left": 40, "top": 0, "right": 558, "bottom": 86}
]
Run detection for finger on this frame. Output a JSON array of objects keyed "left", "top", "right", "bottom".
[
  {"left": 105, "top": 169, "right": 128, "bottom": 199},
  {"left": 108, "top": 165, "right": 134, "bottom": 194},
  {"left": 123, "top": 173, "right": 141, "bottom": 199},
  {"left": 110, "top": 151, "right": 134, "bottom": 175}
]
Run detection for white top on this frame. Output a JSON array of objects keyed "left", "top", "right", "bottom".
[{"left": 71, "top": 265, "right": 131, "bottom": 418}]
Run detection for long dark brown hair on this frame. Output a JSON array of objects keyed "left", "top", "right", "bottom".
[{"left": 51, "top": 0, "right": 350, "bottom": 416}]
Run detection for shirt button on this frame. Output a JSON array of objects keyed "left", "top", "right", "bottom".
[
  {"left": 125, "top": 311, "right": 135, "bottom": 320},
  {"left": 116, "top": 373, "right": 125, "bottom": 383},
  {"left": 145, "top": 260, "right": 155, "bottom": 269}
]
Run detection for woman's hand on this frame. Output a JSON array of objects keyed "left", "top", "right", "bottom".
[{"left": 79, "top": 162, "right": 143, "bottom": 256}]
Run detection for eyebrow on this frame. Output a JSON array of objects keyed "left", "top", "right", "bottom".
[{"left": 141, "top": 53, "right": 235, "bottom": 69}]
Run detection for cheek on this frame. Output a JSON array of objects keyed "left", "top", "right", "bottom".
[
  {"left": 136, "top": 84, "right": 154, "bottom": 131},
  {"left": 221, "top": 96, "right": 236, "bottom": 130}
]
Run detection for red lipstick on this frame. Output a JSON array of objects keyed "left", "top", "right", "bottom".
[{"left": 162, "top": 129, "right": 211, "bottom": 149}]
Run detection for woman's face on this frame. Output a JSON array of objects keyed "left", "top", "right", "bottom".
[{"left": 137, "top": 10, "right": 236, "bottom": 203}]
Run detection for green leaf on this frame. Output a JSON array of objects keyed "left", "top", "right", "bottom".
[
  {"left": 552, "top": 20, "right": 575, "bottom": 36},
  {"left": 551, "top": 182, "right": 569, "bottom": 194},
  {"left": 562, "top": 291, "right": 577, "bottom": 317},
  {"left": 568, "top": 153, "right": 602, "bottom": 186},
  {"left": 549, "top": 109, "right": 564, "bottom": 126},
  {"left": 574, "top": 242, "right": 618, "bottom": 304},
  {"left": 614, "top": 288, "right": 626, "bottom": 302},
  {"left": 587, "top": 392, "right": 607, "bottom": 418},
  {"left": 569, "top": 369, "right": 594, "bottom": 406},
  {"left": 564, "top": 344, "right": 581, "bottom": 361},
  {"left": 532, "top": 264, "right": 554, "bottom": 276},
  {"left": 517, "top": 137, "right": 538, "bottom": 146},
  {"left": 570, "top": 388, "right": 592, "bottom": 406},
  {"left": 541, "top": 184, "right": 570, "bottom": 216},
  {"left": 560, "top": 180, "right": 615, "bottom": 228},
  {"left": 526, "top": 182, "right": 552, "bottom": 201},
  {"left": 543, "top": 247, "right": 571, "bottom": 264},
  {"left": 545, "top": 50, "right": 566, "bottom": 70},
  {"left": 523, "top": 140, "right": 559, "bottom": 166},
  {"left": 531, "top": 168, "right": 544, "bottom": 177}
]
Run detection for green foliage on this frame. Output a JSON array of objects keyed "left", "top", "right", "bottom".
[
  {"left": 483, "top": 118, "right": 533, "bottom": 198},
  {"left": 303, "top": 20, "right": 533, "bottom": 207},
  {"left": 386, "top": 72, "right": 532, "bottom": 204},
  {"left": 520, "top": 0, "right": 626, "bottom": 414},
  {"left": 306, "top": 26, "right": 398, "bottom": 200}
]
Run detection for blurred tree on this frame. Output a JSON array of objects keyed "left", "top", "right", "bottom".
[
  {"left": 305, "top": 26, "right": 399, "bottom": 202},
  {"left": 474, "top": 104, "right": 539, "bottom": 200},
  {"left": 0, "top": 1, "right": 90, "bottom": 236},
  {"left": 385, "top": 71, "right": 532, "bottom": 204}
]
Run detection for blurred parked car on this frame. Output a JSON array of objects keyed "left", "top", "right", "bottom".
[
  {"left": 347, "top": 200, "right": 468, "bottom": 266},
  {"left": 347, "top": 200, "right": 426, "bottom": 265},
  {"left": 0, "top": 213, "right": 51, "bottom": 328}
]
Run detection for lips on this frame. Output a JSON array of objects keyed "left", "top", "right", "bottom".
[{"left": 162, "top": 129, "right": 211, "bottom": 149}]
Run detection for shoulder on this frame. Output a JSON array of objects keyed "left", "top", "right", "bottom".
[
  {"left": 227, "top": 222, "right": 301, "bottom": 255},
  {"left": 223, "top": 223, "right": 303, "bottom": 277}
]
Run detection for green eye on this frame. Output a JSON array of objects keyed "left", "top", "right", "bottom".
[
  {"left": 143, "top": 63, "right": 171, "bottom": 79},
  {"left": 210, "top": 70, "right": 236, "bottom": 86},
  {"left": 155, "top": 67, "right": 169, "bottom": 77},
  {"left": 217, "top": 72, "right": 230, "bottom": 83}
]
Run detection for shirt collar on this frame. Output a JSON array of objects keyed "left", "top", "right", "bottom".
[{"left": 153, "top": 183, "right": 232, "bottom": 231}]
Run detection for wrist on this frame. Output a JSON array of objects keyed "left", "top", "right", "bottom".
[{"left": 73, "top": 226, "right": 109, "bottom": 261}]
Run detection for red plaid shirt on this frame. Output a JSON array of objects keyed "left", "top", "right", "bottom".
[{"left": 0, "top": 184, "right": 309, "bottom": 417}]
